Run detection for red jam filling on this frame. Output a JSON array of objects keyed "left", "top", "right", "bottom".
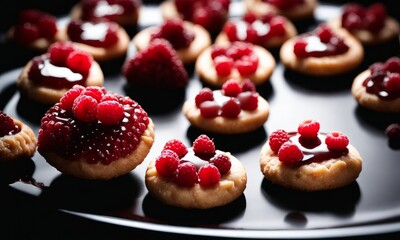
[
  {"left": 211, "top": 42, "right": 259, "bottom": 77},
  {"left": 0, "top": 111, "right": 21, "bottom": 138},
  {"left": 341, "top": 3, "right": 386, "bottom": 33},
  {"left": 363, "top": 57, "right": 400, "bottom": 100},
  {"left": 262, "top": 0, "right": 305, "bottom": 10},
  {"left": 223, "top": 12, "right": 287, "bottom": 45},
  {"left": 67, "top": 19, "right": 119, "bottom": 48},
  {"left": 38, "top": 86, "right": 150, "bottom": 165},
  {"left": 150, "top": 19, "right": 195, "bottom": 50},
  {"left": 293, "top": 25, "right": 349, "bottom": 58},
  {"left": 288, "top": 132, "right": 349, "bottom": 166},
  {"left": 81, "top": 0, "right": 139, "bottom": 22}
]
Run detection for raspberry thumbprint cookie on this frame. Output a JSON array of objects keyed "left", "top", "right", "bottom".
[
  {"left": 280, "top": 24, "right": 363, "bottom": 76},
  {"left": 133, "top": 18, "right": 211, "bottom": 65},
  {"left": 352, "top": 57, "right": 400, "bottom": 113},
  {"left": 6, "top": 9, "right": 59, "bottom": 52},
  {"left": 182, "top": 79, "right": 270, "bottom": 134},
  {"left": 70, "top": 0, "right": 141, "bottom": 28},
  {"left": 260, "top": 119, "right": 362, "bottom": 191},
  {"left": 145, "top": 134, "right": 247, "bottom": 209},
  {"left": 0, "top": 111, "right": 37, "bottom": 162},
  {"left": 17, "top": 42, "right": 104, "bottom": 105},
  {"left": 37, "top": 86, "right": 155, "bottom": 180},
  {"left": 196, "top": 41, "right": 276, "bottom": 87},
  {"left": 329, "top": 3, "right": 400, "bottom": 45}
]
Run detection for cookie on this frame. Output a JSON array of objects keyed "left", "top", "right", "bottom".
[
  {"left": 196, "top": 42, "right": 275, "bottom": 87},
  {"left": 37, "top": 86, "right": 155, "bottom": 180},
  {"left": 145, "top": 135, "right": 247, "bottom": 209},
  {"left": 182, "top": 79, "right": 270, "bottom": 134},
  {"left": 244, "top": 0, "right": 317, "bottom": 21},
  {"left": 260, "top": 120, "right": 362, "bottom": 191},
  {"left": 280, "top": 24, "right": 364, "bottom": 76},
  {"left": 351, "top": 57, "right": 400, "bottom": 112},
  {"left": 0, "top": 111, "right": 37, "bottom": 162}
]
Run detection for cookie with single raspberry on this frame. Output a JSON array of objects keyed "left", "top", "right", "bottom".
[
  {"left": 0, "top": 111, "right": 37, "bottom": 162},
  {"left": 351, "top": 57, "right": 400, "bottom": 113},
  {"left": 6, "top": 9, "right": 59, "bottom": 51},
  {"left": 244, "top": 0, "right": 317, "bottom": 21},
  {"left": 37, "top": 86, "right": 155, "bottom": 180},
  {"left": 17, "top": 42, "right": 104, "bottom": 104},
  {"left": 328, "top": 3, "right": 400, "bottom": 45},
  {"left": 259, "top": 120, "right": 362, "bottom": 191},
  {"left": 123, "top": 38, "right": 188, "bottom": 89},
  {"left": 196, "top": 42, "right": 275, "bottom": 87},
  {"left": 55, "top": 19, "right": 130, "bottom": 62},
  {"left": 182, "top": 79, "right": 270, "bottom": 134},
  {"left": 215, "top": 11, "right": 297, "bottom": 49},
  {"left": 133, "top": 19, "right": 211, "bottom": 65},
  {"left": 70, "top": 0, "right": 141, "bottom": 28},
  {"left": 280, "top": 24, "right": 364, "bottom": 76},
  {"left": 160, "top": 0, "right": 230, "bottom": 36},
  {"left": 145, "top": 135, "right": 247, "bottom": 209}
]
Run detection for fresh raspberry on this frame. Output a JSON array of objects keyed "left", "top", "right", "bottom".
[
  {"left": 97, "top": 100, "right": 125, "bottom": 126},
  {"left": 72, "top": 95, "right": 98, "bottom": 122},
  {"left": 221, "top": 98, "right": 241, "bottom": 118},
  {"left": 199, "top": 101, "right": 220, "bottom": 118},
  {"left": 235, "top": 54, "right": 258, "bottom": 76},
  {"left": 268, "top": 129, "right": 289, "bottom": 153},
  {"left": 198, "top": 164, "right": 221, "bottom": 186},
  {"left": 317, "top": 24, "right": 333, "bottom": 43},
  {"left": 210, "top": 153, "right": 231, "bottom": 175},
  {"left": 384, "top": 57, "right": 400, "bottom": 73},
  {"left": 151, "top": 18, "right": 195, "bottom": 49},
  {"left": 237, "top": 91, "right": 258, "bottom": 111},
  {"left": 163, "top": 139, "right": 188, "bottom": 158},
  {"left": 66, "top": 50, "right": 93, "bottom": 75},
  {"left": 385, "top": 123, "right": 400, "bottom": 142},
  {"left": 226, "top": 42, "right": 253, "bottom": 60},
  {"left": 222, "top": 79, "right": 242, "bottom": 97},
  {"left": 18, "top": 9, "right": 42, "bottom": 23},
  {"left": 14, "top": 23, "right": 40, "bottom": 45},
  {"left": 325, "top": 131, "right": 349, "bottom": 151},
  {"left": 278, "top": 142, "right": 304, "bottom": 164},
  {"left": 48, "top": 42, "right": 76, "bottom": 66},
  {"left": 210, "top": 45, "right": 227, "bottom": 59},
  {"left": 100, "top": 93, "right": 119, "bottom": 102},
  {"left": 59, "top": 85, "right": 85, "bottom": 111},
  {"left": 155, "top": 150, "right": 180, "bottom": 178},
  {"left": 193, "top": 134, "right": 216, "bottom": 157},
  {"left": 268, "top": 16, "right": 286, "bottom": 37},
  {"left": 82, "top": 86, "right": 105, "bottom": 102},
  {"left": 298, "top": 119, "right": 320, "bottom": 138},
  {"left": 293, "top": 39, "right": 308, "bottom": 58},
  {"left": 241, "top": 78, "right": 256, "bottom": 92},
  {"left": 195, "top": 88, "right": 214, "bottom": 107},
  {"left": 37, "top": 15, "right": 58, "bottom": 39},
  {"left": 122, "top": 39, "right": 188, "bottom": 89},
  {"left": 0, "top": 111, "right": 20, "bottom": 137},
  {"left": 214, "top": 55, "right": 233, "bottom": 77},
  {"left": 175, "top": 161, "right": 198, "bottom": 187},
  {"left": 385, "top": 73, "right": 400, "bottom": 93},
  {"left": 243, "top": 12, "right": 257, "bottom": 23}
]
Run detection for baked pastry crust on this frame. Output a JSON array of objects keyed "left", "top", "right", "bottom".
[
  {"left": 133, "top": 21, "right": 211, "bottom": 65},
  {"left": 279, "top": 28, "right": 364, "bottom": 76},
  {"left": 145, "top": 151, "right": 247, "bottom": 209},
  {"left": 55, "top": 23, "right": 130, "bottom": 62},
  {"left": 351, "top": 69, "right": 400, "bottom": 112},
  {"left": 329, "top": 17, "right": 400, "bottom": 45},
  {"left": 215, "top": 18, "right": 298, "bottom": 49},
  {"left": 17, "top": 60, "right": 104, "bottom": 105},
  {"left": 182, "top": 95, "right": 270, "bottom": 134},
  {"left": 244, "top": 0, "right": 317, "bottom": 20},
  {"left": 259, "top": 140, "right": 362, "bottom": 191},
  {"left": 160, "top": 0, "right": 181, "bottom": 20},
  {"left": 0, "top": 119, "right": 37, "bottom": 162},
  {"left": 196, "top": 45, "right": 276, "bottom": 87},
  {"left": 40, "top": 119, "right": 155, "bottom": 180}
]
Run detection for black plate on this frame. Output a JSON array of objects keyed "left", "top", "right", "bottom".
[{"left": 1, "top": 1, "right": 400, "bottom": 239}]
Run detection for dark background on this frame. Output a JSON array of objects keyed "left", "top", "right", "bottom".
[{"left": 1, "top": 0, "right": 400, "bottom": 239}]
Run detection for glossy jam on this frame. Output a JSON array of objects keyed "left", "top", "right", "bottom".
[
  {"left": 288, "top": 132, "right": 349, "bottom": 166},
  {"left": 363, "top": 72, "right": 400, "bottom": 100},
  {"left": 28, "top": 54, "right": 86, "bottom": 89},
  {"left": 67, "top": 19, "right": 119, "bottom": 48},
  {"left": 295, "top": 33, "right": 349, "bottom": 58},
  {"left": 0, "top": 111, "right": 21, "bottom": 137},
  {"left": 38, "top": 96, "right": 149, "bottom": 165},
  {"left": 81, "top": 0, "right": 138, "bottom": 22},
  {"left": 181, "top": 148, "right": 220, "bottom": 168}
]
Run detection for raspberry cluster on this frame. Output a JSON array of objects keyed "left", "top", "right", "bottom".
[
  {"left": 211, "top": 42, "right": 259, "bottom": 77},
  {"left": 155, "top": 134, "right": 232, "bottom": 187},
  {"left": 341, "top": 3, "right": 387, "bottom": 33},
  {"left": 365, "top": 57, "right": 400, "bottom": 98},
  {"left": 195, "top": 79, "right": 259, "bottom": 119},
  {"left": 0, "top": 111, "right": 21, "bottom": 138},
  {"left": 81, "top": 0, "right": 140, "bottom": 22},
  {"left": 268, "top": 120, "right": 350, "bottom": 164},
  {"left": 150, "top": 18, "right": 195, "bottom": 50}
]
